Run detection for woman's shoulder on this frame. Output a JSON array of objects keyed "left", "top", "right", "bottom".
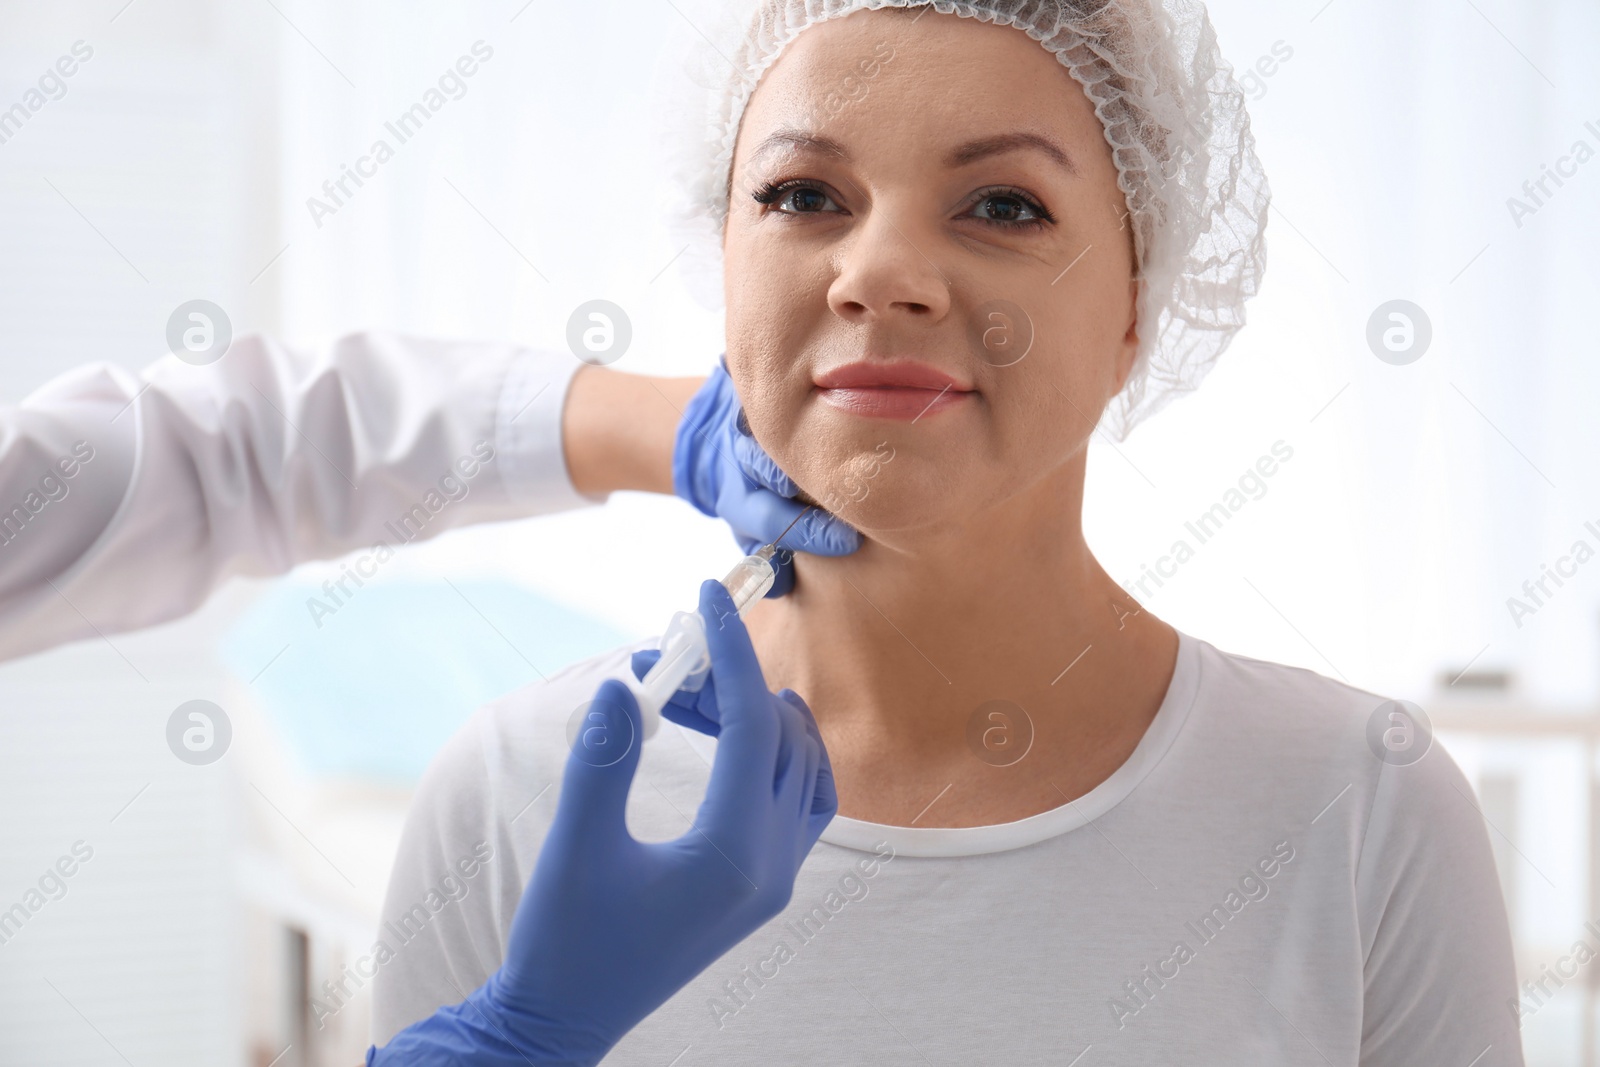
[
  {"left": 1174, "top": 629, "right": 1456, "bottom": 793},
  {"left": 1184, "top": 630, "right": 1400, "bottom": 734},
  {"left": 1178, "top": 631, "right": 1478, "bottom": 841}
]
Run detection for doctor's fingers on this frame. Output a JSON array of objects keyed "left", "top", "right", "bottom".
[
  {"left": 699, "top": 581, "right": 784, "bottom": 822},
  {"left": 730, "top": 463, "right": 860, "bottom": 559},
  {"left": 787, "top": 692, "right": 838, "bottom": 848},
  {"left": 731, "top": 435, "right": 861, "bottom": 557},
  {"left": 630, "top": 649, "right": 722, "bottom": 736},
  {"left": 777, "top": 689, "right": 830, "bottom": 858},
  {"left": 792, "top": 730, "right": 823, "bottom": 869},
  {"left": 780, "top": 688, "right": 834, "bottom": 816},
  {"left": 730, "top": 427, "right": 799, "bottom": 498},
  {"left": 721, "top": 487, "right": 811, "bottom": 557},
  {"left": 770, "top": 689, "right": 810, "bottom": 808},
  {"left": 552, "top": 679, "right": 645, "bottom": 840},
  {"left": 798, "top": 714, "right": 822, "bottom": 824}
]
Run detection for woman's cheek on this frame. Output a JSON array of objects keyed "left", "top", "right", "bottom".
[
  {"left": 724, "top": 354, "right": 812, "bottom": 475},
  {"left": 753, "top": 390, "right": 840, "bottom": 493},
  {"left": 740, "top": 390, "right": 872, "bottom": 514}
]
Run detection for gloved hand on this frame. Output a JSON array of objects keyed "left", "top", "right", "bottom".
[
  {"left": 630, "top": 643, "right": 727, "bottom": 738},
  {"left": 674, "top": 357, "right": 861, "bottom": 597},
  {"left": 369, "top": 580, "right": 837, "bottom": 1067}
]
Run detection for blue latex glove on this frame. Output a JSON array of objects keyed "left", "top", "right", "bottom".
[
  {"left": 630, "top": 644, "right": 733, "bottom": 739},
  {"left": 369, "top": 580, "right": 837, "bottom": 1067},
  {"left": 674, "top": 357, "right": 861, "bottom": 597}
]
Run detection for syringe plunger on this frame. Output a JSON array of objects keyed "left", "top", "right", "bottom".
[{"left": 629, "top": 549, "right": 778, "bottom": 739}]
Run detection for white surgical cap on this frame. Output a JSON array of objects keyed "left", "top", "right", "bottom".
[{"left": 651, "top": 0, "right": 1270, "bottom": 442}]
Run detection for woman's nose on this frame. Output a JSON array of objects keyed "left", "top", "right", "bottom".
[{"left": 825, "top": 206, "right": 951, "bottom": 324}]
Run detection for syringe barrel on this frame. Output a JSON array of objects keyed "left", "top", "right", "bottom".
[
  {"left": 721, "top": 551, "right": 777, "bottom": 616},
  {"left": 634, "top": 552, "right": 778, "bottom": 742}
]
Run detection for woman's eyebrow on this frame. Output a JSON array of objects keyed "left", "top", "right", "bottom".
[
  {"left": 746, "top": 127, "right": 1079, "bottom": 178},
  {"left": 944, "top": 132, "right": 1080, "bottom": 178},
  {"left": 748, "top": 127, "right": 851, "bottom": 166}
]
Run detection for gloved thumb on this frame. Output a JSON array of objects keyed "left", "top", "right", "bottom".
[{"left": 551, "top": 678, "right": 644, "bottom": 837}]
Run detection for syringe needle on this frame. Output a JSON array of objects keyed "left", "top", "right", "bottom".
[{"left": 767, "top": 504, "right": 818, "bottom": 552}]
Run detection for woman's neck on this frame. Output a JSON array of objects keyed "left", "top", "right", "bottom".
[{"left": 742, "top": 454, "right": 1179, "bottom": 826}]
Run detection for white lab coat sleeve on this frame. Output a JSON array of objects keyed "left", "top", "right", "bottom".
[{"left": 0, "top": 330, "right": 598, "bottom": 663}]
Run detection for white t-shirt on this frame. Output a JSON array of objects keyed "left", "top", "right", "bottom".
[{"left": 370, "top": 629, "right": 1524, "bottom": 1065}]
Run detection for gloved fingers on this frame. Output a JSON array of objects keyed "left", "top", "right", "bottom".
[
  {"left": 773, "top": 508, "right": 864, "bottom": 560},
  {"left": 661, "top": 701, "right": 721, "bottom": 738},
  {"left": 629, "top": 648, "right": 658, "bottom": 681},
  {"left": 778, "top": 689, "right": 825, "bottom": 832},
  {"left": 550, "top": 678, "right": 644, "bottom": 840},
  {"left": 631, "top": 649, "right": 722, "bottom": 736},
  {"left": 787, "top": 507, "right": 863, "bottom": 558},
  {"left": 697, "top": 580, "right": 782, "bottom": 827},
  {"left": 795, "top": 701, "right": 821, "bottom": 823},
  {"left": 806, "top": 756, "right": 838, "bottom": 851},
  {"left": 717, "top": 486, "right": 815, "bottom": 559},
  {"left": 784, "top": 686, "right": 821, "bottom": 748},
  {"left": 674, "top": 422, "right": 723, "bottom": 518},
  {"left": 796, "top": 733, "right": 823, "bottom": 867},
  {"left": 671, "top": 369, "right": 738, "bottom": 515},
  {"left": 810, "top": 734, "right": 837, "bottom": 818},
  {"left": 770, "top": 688, "right": 809, "bottom": 809},
  {"left": 763, "top": 552, "right": 796, "bottom": 599},
  {"left": 730, "top": 427, "right": 799, "bottom": 498},
  {"left": 723, "top": 463, "right": 864, "bottom": 563},
  {"left": 786, "top": 692, "right": 838, "bottom": 846}
]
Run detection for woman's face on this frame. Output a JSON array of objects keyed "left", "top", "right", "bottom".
[{"left": 722, "top": 8, "right": 1140, "bottom": 537}]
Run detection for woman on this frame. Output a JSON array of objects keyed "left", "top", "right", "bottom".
[{"left": 372, "top": 1, "right": 1522, "bottom": 1063}]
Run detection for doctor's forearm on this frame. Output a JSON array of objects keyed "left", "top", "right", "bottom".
[{"left": 562, "top": 365, "right": 704, "bottom": 498}]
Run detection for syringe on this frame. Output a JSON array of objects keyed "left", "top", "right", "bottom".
[{"left": 627, "top": 508, "right": 813, "bottom": 740}]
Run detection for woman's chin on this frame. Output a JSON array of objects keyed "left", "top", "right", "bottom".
[{"left": 797, "top": 461, "right": 969, "bottom": 538}]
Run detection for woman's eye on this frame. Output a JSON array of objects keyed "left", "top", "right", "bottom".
[
  {"left": 753, "top": 180, "right": 841, "bottom": 216},
  {"left": 965, "top": 190, "right": 1052, "bottom": 228}
]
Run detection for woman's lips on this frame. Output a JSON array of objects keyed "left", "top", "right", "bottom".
[
  {"left": 817, "top": 385, "right": 971, "bottom": 420},
  {"left": 813, "top": 361, "right": 975, "bottom": 422}
]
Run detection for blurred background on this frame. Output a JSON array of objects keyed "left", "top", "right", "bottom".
[{"left": 0, "top": 0, "right": 1596, "bottom": 1063}]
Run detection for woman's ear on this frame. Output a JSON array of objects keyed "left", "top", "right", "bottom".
[{"left": 1111, "top": 277, "right": 1141, "bottom": 394}]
